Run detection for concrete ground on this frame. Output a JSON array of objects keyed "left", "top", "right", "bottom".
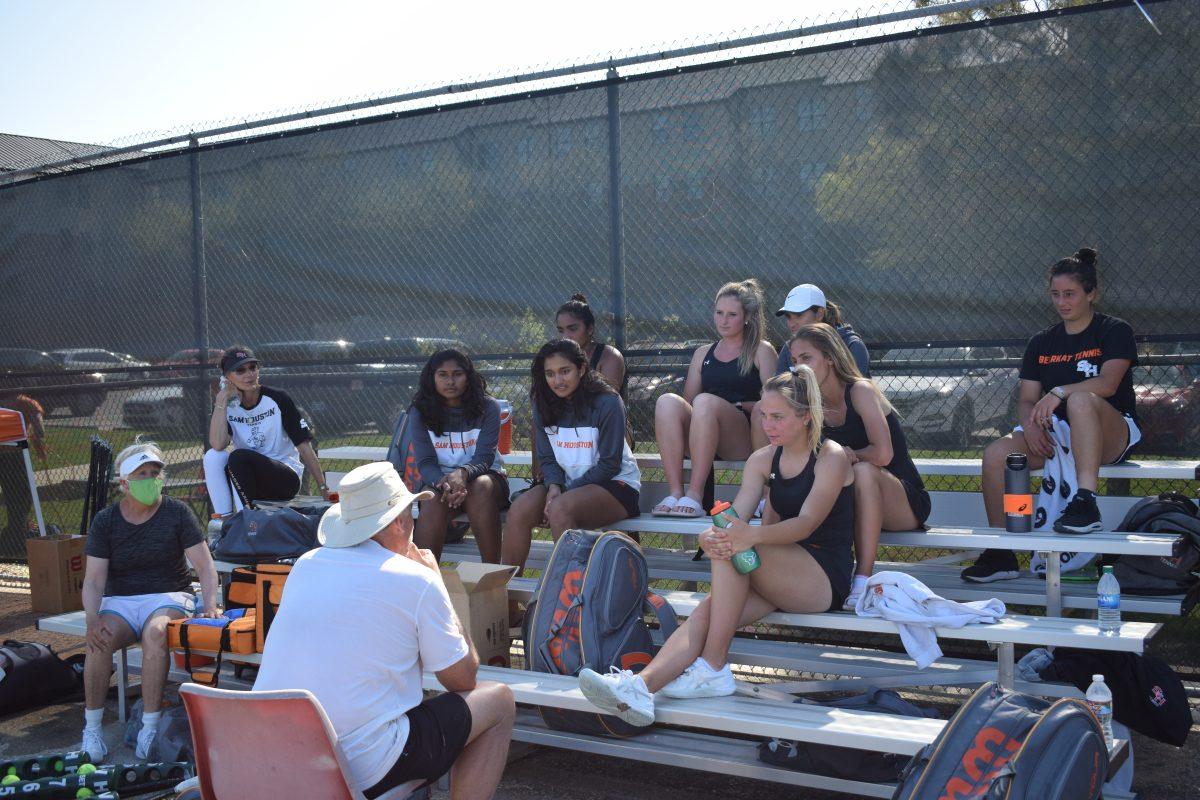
[{"left": 3, "top": 585, "right": 1199, "bottom": 800}]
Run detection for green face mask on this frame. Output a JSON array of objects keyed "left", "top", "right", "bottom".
[{"left": 128, "top": 477, "right": 164, "bottom": 505}]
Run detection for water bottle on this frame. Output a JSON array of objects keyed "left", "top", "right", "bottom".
[
  {"left": 1086, "top": 673, "right": 1114, "bottom": 746},
  {"left": 711, "top": 501, "right": 760, "bottom": 574},
  {"left": 1097, "top": 565, "right": 1121, "bottom": 634},
  {"left": 1004, "top": 453, "right": 1032, "bottom": 532}
]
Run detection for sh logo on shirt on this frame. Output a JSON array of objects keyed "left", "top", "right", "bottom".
[{"left": 1076, "top": 359, "right": 1099, "bottom": 378}]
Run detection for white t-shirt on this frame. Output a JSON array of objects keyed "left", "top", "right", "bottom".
[
  {"left": 225, "top": 385, "right": 311, "bottom": 478},
  {"left": 253, "top": 540, "right": 469, "bottom": 789}
]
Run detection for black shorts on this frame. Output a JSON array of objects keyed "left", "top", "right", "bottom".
[
  {"left": 364, "top": 693, "right": 472, "bottom": 799},
  {"left": 597, "top": 479, "right": 641, "bottom": 519},
  {"left": 900, "top": 478, "right": 932, "bottom": 527},
  {"left": 801, "top": 543, "right": 854, "bottom": 612}
]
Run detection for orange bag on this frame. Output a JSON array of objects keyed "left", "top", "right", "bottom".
[{"left": 168, "top": 610, "right": 257, "bottom": 686}]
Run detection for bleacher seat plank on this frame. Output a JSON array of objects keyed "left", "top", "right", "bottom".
[
  {"left": 424, "top": 666, "right": 947, "bottom": 755},
  {"left": 319, "top": 446, "right": 1199, "bottom": 481},
  {"left": 507, "top": 708, "right": 899, "bottom": 798},
  {"left": 440, "top": 541, "right": 1189, "bottom": 615}
]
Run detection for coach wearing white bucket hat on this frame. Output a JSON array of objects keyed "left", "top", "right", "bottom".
[{"left": 256, "top": 462, "right": 515, "bottom": 799}]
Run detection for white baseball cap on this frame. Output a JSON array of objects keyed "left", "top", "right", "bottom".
[{"left": 776, "top": 284, "right": 827, "bottom": 316}]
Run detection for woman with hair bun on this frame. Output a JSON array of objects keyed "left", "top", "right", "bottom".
[
  {"left": 555, "top": 293, "right": 627, "bottom": 392},
  {"left": 577, "top": 365, "right": 854, "bottom": 724},
  {"left": 653, "top": 279, "right": 777, "bottom": 517},
  {"left": 964, "top": 247, "right": 1140, "bottom": 583}
]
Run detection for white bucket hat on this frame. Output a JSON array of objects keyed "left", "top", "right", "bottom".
[{"left": 318, "top": 462, "right": 433, "bottom": 549}]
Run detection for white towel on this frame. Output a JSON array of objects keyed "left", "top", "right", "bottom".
[
  {"left": 1028, "top": 417, "right": 1097, "bottom": 577},
  {"left": 856, "top": 571, "right": 1005, "bottom": 669}
]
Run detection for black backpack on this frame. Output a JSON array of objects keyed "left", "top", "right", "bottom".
[
  {"left": 894, "top": 682, "right": 1107, "bottom": 800},
  {"left": 758, "top": 688, "right": 940, "bottom": 783},
  {"left": 1039, "top": 648, "right": 1191, "bottom": 747},
  {"left": 0, "top": 641, "right": 82, "bottom": 716},
  {"left": 1111, "top": 492, "right": 1200, "bottom": 597}
]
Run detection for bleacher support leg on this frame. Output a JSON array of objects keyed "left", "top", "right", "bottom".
[
  {"left": 995, "top": 642, "right": 1015, "bottom": 690},
  {"left": 117, "top": 647, "right": 129, "bottom": 722}
]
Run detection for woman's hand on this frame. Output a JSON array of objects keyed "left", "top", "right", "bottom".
[
  {"left": 846, "top": 449, "right": 861, "bottom": 465},
  {"left": 214, "top": 381, "right": 237, "bottom": 409},
  {"left": 722, "top": 516, "right": 759, "bottom": 555},
  {"left": 699, "top": 526, "right": 732, "bottom": 560},
  {"left": 85, "top": 617, "right": 111, "bottom": 653},
  {"left": 438, "top": 469, "right": 468, "bottom": 509},
  {"left": 1030, "top": 391, "right": 1062, "bottom": 431},
  {"left": 542, "top": 484, "right": 563, "bottom": 522},
  {"left": 195, "top": 605, "right": 221, "bottom": 619}
]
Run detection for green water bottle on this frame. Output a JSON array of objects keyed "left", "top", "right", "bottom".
[{"left": 711, "top": 501, "right": 761, "bottom": 574}]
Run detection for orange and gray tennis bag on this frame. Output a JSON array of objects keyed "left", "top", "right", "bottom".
[
  {"left": 523, "top": 529, "right": 678, "bottom": 737},
  {"left": 893, "top": 682, "right": 1109, "bottom": 800}
]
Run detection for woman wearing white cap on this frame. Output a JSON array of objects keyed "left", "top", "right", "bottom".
[
  {"left": 774, "top": 284, "right": 871, "bottom": 378},
  {"left": 80, "top": 440, "right": 220, "bottom": 762},
  {"left": 204, "top": 344, "right": 332, "bottom": 517}
]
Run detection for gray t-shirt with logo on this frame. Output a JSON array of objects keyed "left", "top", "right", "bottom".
[{"left": 85, "top": 497, "right": 203, "bottom": 597}]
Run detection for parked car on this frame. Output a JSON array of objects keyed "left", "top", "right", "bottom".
[
  {"left": 874, "top": 346, "right": 1018, "bottom": 451},
  {"left": 1134, "top": 364, "right": 1199, "bottom": 456},
  {"left": 50, "top": 348, "right": 153, "bottom": 380},
  {"left": 0, "top": 348, "right": 105, "bottom": 416}
]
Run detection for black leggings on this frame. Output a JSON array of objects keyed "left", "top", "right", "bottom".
[{"left": 227, "top": 449, "right": 300, "bottom": 508}]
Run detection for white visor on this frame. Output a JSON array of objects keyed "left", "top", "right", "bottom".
[{"left": 119, "top": 451, "right": 165, "bottom": 478}]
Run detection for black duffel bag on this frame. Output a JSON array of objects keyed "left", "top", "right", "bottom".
[
  {"left": 211, "top": 505, "right": 325, "bottom": 563},
  {"left": 0, "top": 640, "right": 82, "bottom": 716}
]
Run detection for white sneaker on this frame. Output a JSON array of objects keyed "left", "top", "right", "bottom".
[
  {"left": 842, "top": 589, "right": 863, "bottom": 611},
  {"left": 135, "top": 725, "right": 157, "bottom": 760},
  {"left": 81, "top": 727, "right": 108, "bottom": 762},
  {"left": 658, "top": 657, "right": 735, "bottom": 699},
  {"left": 578, "top": 667, "right": 655, "bottom": 727}
]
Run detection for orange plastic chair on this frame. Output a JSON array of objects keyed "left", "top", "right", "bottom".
[{"left": 180, "top": 683, "right": 425, "bottom": 800}]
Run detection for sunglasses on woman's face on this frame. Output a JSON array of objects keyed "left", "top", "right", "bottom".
[{"left": 235, "top": 363, "right": 259, "bottom": 375}]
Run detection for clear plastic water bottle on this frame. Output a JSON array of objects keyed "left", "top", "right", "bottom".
[
  {"left": 1086, "top": 673, "right": 1114, "bottom": 747},
  {"left": 1097, "top": 565, "right": 1121, "bottom": 634}
]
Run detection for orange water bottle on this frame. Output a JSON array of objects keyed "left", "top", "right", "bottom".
[
  {"left": 497, "top": 400, "right": 513, "bottom": 455},
  {"left": 1004, "top": 453, "right": 1032, "bottom": 532}
]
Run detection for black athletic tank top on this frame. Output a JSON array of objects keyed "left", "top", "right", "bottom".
[
  {"left": 824, "top": 383, "right": 926, "bottom": 493},
  {"left": 589, "top": 340, "right": 628, "bottom": 398},
  {"left": 699, "top": 343, "right": 761, "bottom": 404},
  {"left": 767, "top": 448, "right": 855, "bottom": 551}
]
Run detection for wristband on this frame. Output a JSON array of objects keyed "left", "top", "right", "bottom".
[{"left": 1051, "top": 386, "right": 1066, "bottom": 400}]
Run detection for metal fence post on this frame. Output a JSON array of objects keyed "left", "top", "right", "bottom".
[
  {"left": 606, "top": 67, "right": 626, "bottom": 351},
  {"left": 189, "top": 137, "right": 210, "bottom": 447}
]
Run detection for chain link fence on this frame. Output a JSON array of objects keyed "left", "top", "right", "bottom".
[{"left": 1, "top": 1, "right": 1198, "bottom": 673}]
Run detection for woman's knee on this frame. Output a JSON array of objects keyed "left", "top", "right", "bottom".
[
  {"left": 1065, "top": 390, "right": 1101, "bottom": 414},
  {"left": 545, "top": 501, "right": 575, "bottom": 532},
  {"left": 656, "top": 393, "right": 687, "bottom": 417},
  {"left": 141, "top": 618, "right": 170, "bottom": 648},
  {"left": 983, "top": 435, "right": 1018, "bottom": 470},
  {"left": 203, "top": 448, "right": 228, "bottom": 470},
  {"left": 691, "top": 392, "right": 724, "bottom": 416},
  {"left": 852, "top": 460, "right": 880, "bottom": 488}
]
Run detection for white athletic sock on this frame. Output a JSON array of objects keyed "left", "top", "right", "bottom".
[
  {"left": 84, "top": 707, "right": 104, "bottom": 731},
  {"left": 141, "top": 710, "right": 162, "bottom": 732}
]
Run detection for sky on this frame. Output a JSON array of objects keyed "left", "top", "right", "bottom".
[{"left": 1, "top": 0, "right": 877, "bottom": 147}]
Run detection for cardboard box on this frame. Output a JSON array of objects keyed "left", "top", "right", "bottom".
[
  {"left": 26, "top": 534, "right": 87, "bottom": 614},
  {"left": 441, "top": 562, "right": 517, "bottom": 668}
]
